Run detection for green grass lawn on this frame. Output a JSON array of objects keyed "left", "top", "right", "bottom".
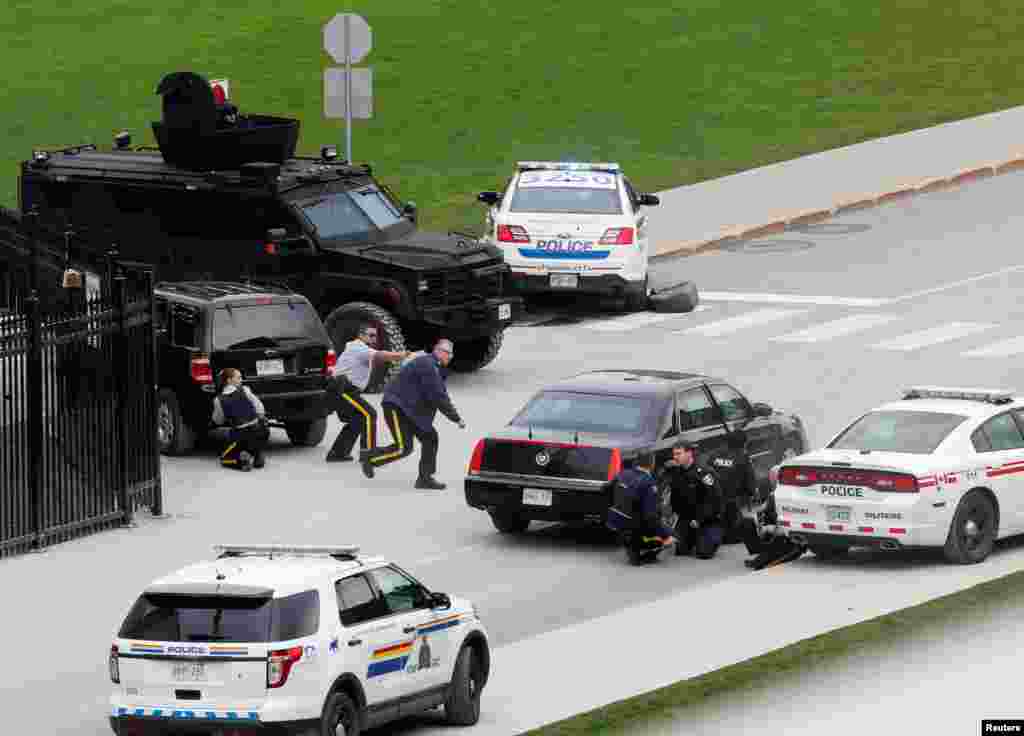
[{"left": 3, "top": 1, "right": 1023, "bottom": 235}]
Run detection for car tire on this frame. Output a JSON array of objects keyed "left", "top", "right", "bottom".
[
  {"left": 943, "top": 490, "right": 998, "bottom": 564},
  {"left": 649, "top": 280, "right": 699, "bottom": 313},
  {"left": 323, "top": 302, "right": 406, "bottom": 394},
  {"left": 622, "top": 277, "right": 649, "bottom": 313},
  {"left": 157, "top": 389, "right": 195, "bottom": 456},
  {"left": 285, "top": 418, "right": 327, "bottom": 447},
  {"left": 489, "top": 510, "right": 530, "bottom": 534},
  {"left": 449, "top": 331, "right": 504, "bottom": 373},
  {"left": 444, "top": 644, "right": 483, "bottom": 726},
  {"left": 320, "top": 692, "right": 361, "bottom": 736}
]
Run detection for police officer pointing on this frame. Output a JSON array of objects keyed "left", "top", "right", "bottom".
[
  {"left": 607, "top": 453, "right": 676, "bottom": 565},
  {"left": 658, "top": 439, "right": 726, "bottom": 559}
]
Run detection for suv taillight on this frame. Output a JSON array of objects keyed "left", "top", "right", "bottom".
[
  {"left": 467, "top": 439, "right": 485, "bottom": 474},
  {"left": 497, "top": 225, "right": 530, "bottom": 243},
  {"left": 599, "top": 227, "right": 634, "bottom": 245},
  {"left": 267, "top": 646, "right": 303, "bottom": 689},
  {"left": 190, "top": 355, "right": 213, "bottom": 384},
  {"left": 324, "top": 349, "right": 337, "bottom": 376},
  {"left": 109, "top": 644, "right": 120, "bottom": 684}
]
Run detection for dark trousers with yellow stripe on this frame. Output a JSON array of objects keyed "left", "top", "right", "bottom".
[
  {"left": 221, "top": 423, "right": 270, "bottom": 469},
  {"left": 368, "top": 402, "right": 439, "bottom": 480},
  {"left": 328, "top": 376, "right": 378, "bottom": 459}
]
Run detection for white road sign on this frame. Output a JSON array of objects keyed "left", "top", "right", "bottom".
[
  {"left": 324, "top": 68, "right": 373, "bottom": 119},
  {"left": 324, "top": 13, "right": 371, "bottom": 64}
]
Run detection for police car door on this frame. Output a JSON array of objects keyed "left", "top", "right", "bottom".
[
  {"left": 972, "top": 412, "right": 1024, "bottom": 534},
  {"left": 334, "top": 572, "right": 407, "bottom": 720},
  {"left": 367, "top": 566, "right": 452, "bottom": 697}
]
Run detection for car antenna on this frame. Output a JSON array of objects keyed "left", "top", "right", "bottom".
[
  {"left": 574, "top": 429, "right": 579, "bottom": 444},
  {"left": 529, "top": 425, "right": 533, "bottom": 440}
]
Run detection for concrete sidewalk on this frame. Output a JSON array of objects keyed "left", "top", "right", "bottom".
[{"left": 649, "top": 104, "right": 1024, "bottom": 258}]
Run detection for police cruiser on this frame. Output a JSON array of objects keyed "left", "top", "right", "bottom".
[
  {"left": 774, "top": 386, "right": 1024, "bottom": 564},
  {"left": 476, "top": 161, "right": 660, "bottom": 311},
  {"left": 108, "top": 544, "right": 489, "bottom": 736}
]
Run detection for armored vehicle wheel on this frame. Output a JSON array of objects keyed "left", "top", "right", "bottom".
[
  {"left": 944, "top": 490, "right": 997, "bottom": 564},
  {"left": 157, "top": 389, "right": 195, "bottom": 456},
  {"left": 324, "top": 302, "right": 406, "bottom": 393},
  {"left": 649, "top": 280, "right": 699, "bottom": 313},
  {"left": 449, "top": 331, "right": 504, "bottom": 373},
  {"left": 285, "top": 418, "right": 327, "bottom": 447}
]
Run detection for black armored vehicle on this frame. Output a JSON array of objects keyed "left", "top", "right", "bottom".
[{"left": 18, "top": 72, "right": 522, "bottom": 391}]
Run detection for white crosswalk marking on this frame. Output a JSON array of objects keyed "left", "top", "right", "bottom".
[
  {"left": 961, "top": 335, "right": 1024, "bottom": 358},
  {"left": 871, "top": 322, "right": 998, "bottom": 351},
  {"left": 673, "top": 308, "right": 806, "bottom": 337},
  {"left": 698, "top": 291, "right": 887, "bottom": 307},
  {"left": 771, "top": 313, "right": 901, "bottom": 343},
  {"left": 582, "top": 306, "right": 710, "bottom": 331}
]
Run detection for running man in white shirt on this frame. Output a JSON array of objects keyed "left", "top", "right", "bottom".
[{"left": 326, "top": 324, "right": 409, "bottom": 463}]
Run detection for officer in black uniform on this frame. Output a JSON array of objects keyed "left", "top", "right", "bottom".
[
  {"left": 212, "top": 367, "right": 270, "bottom": 471},
  {"left": 606, "top": 452, "right": 676, "bottom": 565},
  {"left": 658, "top": 439, "right": 726, "bottom": 559},
  {"left": 709, "top": 429, "right": 759, "bottom": 543}
]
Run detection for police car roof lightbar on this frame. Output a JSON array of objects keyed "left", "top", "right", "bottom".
[
  {"left": 902, "top": 386, "right": 1015, "bottom": 404},
  {"left": 515, "top": 161, "right": 621, "bottom": 172},
  {"left": 213, "top": 544, "right": 361, "bottom": 558}
]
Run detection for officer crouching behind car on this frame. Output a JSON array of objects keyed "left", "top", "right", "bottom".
[
  {"left": 658, "top": 440, "right": 726, "bottom": 559},
  {"left": 606, "top": 453, "right": 676, "bottom": 565},
  {"left": 709, "top": 429, "right": 759, "bottom": 543},
  {"left": 212, "top": 368, "right": 270, "bottom": 472}
]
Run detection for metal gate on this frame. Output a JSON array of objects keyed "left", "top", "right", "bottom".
[{"left": 0, "top": 209, "right": 161, "bottom": 557}]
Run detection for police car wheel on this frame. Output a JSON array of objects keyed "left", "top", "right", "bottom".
[
  {"left": 943, "top": 490, "right": 997, "bottom": 564},
  {"left": 157, "top": 389, "right": 194, "bottom": 456},
  {"left": 445, "top": 645, "right": 482, "bottom": 725},
  {"left": 622, "top": 277, "right": 649, "bottom": 313},
  {"left": 321, "top": 692, "right": 360, "bottom": 736}
]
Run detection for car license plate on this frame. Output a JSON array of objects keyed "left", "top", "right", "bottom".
[
  {"left": 523, "top": 488, "right": 552, "bottom": 506},
  {"left": 550, "top": 274, "right": 578, "bottom": 289},
  {"left": 171, "top": 661, "right": 206, "bottom": 682},
  {"left": 498, "top": 303, "right": 511, "bottom": 321},
  {"left": 256, "top": 358, "right": 284, "bottom": 376},
  {"left": 826, "top": 506, "right": 852, "bottom": 523}
]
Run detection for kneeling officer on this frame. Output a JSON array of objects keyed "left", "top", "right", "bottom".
[
  {"left": 606, "top": 453, "right": 676, "bottom": 565},
  {"left": 659, "top": 440, "right": 726, "bottom": 559}
]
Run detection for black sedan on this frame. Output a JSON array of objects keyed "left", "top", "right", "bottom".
[{"left": 464, "top": 369, "right": 807, "bottom": 533}]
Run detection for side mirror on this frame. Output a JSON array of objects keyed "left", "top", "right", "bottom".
[
  {"left": 429, "top": 591, "right": 451, "bottom": 609},
  {"left": 266, "top": 227, "right": 286, "bottom": 243},
  {"left": 638, "top": 193, "right": 660, "bottom": 207},
  {"left": 477, "top": 191, "right": 501, "bottom": 206},
  {"left": 403, "top": 202, "right": 418, "bottom": 222},
  {"left": 752, "top": 402, "right": 773, "bottom": 417}
]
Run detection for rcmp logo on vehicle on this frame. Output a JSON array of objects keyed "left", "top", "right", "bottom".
[
  {"left": 535, "top": 451, "right": 551, "bottom": 467},
  {"left": 821, "top": 485, "right": 864, "bottom": 498}
]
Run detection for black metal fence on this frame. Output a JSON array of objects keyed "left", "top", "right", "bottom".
[{"left": 1, "top": 209, "right": 161, "bottom": 558}]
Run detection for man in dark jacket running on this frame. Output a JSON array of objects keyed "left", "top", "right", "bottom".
[{"left": 362, "top": 338, "right": 465, "bottom": 489}]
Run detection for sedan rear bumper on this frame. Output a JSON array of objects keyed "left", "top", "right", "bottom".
[{"left": 465, "top": 477, "right": 611, "bottom": 523}]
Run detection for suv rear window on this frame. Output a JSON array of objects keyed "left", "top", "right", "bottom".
[
  {"left": 827, "top": 410, "right": 968, "bottom": 454},
  {"left": 118, "top": 590, "right": 320, "bottom": 642},
  {"left": 212, "top": 302, "right": 329, "bottom": 351}
]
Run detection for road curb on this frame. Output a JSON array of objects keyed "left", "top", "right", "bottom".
[{"left": 652, "top": 154, "right": 1024, "bottom": 260}]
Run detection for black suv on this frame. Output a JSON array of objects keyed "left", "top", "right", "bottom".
[
  {"left": 19, "top": 71, "right": 522, "bottom": 391},
  {"left": 154, "top": 281, "right": 334, "bottom": 455}
]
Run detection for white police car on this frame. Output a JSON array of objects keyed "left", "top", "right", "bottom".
[
  {"left": 477, "top": 161, "right": 660, "bottom": 310},
  {"left": 108, "top": 544, "right": 489, "bottom": 736},
  {"left": 774, "top": 387, "right": 1024, "bottom": 564}
]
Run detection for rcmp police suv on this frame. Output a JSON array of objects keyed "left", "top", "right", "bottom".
[
  {"left": 775, "top": 386, "right": 1024, "bottom": 564},
  {"left": 477, "top": 162, "right": 660, "bottom": 311},
  {"left": 109, "top": 544, "right": 489, "bottom": 736}
]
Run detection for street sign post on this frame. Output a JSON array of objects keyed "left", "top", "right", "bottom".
[{"left": 323, "top": 13, "right": 373, "bottom": 163}]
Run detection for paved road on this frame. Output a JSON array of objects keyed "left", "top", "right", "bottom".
[{"left": 5, "top": 163, "right": 1024, "bottom": 736}]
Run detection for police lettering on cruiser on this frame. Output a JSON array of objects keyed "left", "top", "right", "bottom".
[
  {"left": 166, "top": 646, "right": 207, "bottom": 656},
  {"left": 864, "top": 511, "right": 903, "bottom": 520},
  {"left": 535, "top": 240, "right": 594, "bottom": 252},
  {"left": 820, "top": 485, "right": 864, "bottom": 498},
  {"left": 779, "top": 505, "right": 809, "bottom": 515}
]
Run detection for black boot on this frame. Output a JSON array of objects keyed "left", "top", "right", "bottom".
[
  {"left": 415, "top": 476, "right": 446, "bottom": 490},
  {"left": 253, "top": 452, "right": 266, "bottom": 469}
]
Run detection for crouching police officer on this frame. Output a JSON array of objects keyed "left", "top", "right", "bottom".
[
  {"left": 212, "top": 368, "right": 270, "bottom": 471},
  {"left": 659, "top": 440, "right": 726, "bottom": 559},
  {"left": 709, "top": 429, "right": 759, "bottom": 543},
  {"left": 606, "top": 453, "right": 676, "bottom": 565}
]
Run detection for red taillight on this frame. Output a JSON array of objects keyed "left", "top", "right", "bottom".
[
  {"left": 324, "top": 349, "right": 337, "bottom": 376},
  {"left": 264, "top": 243, "right": 277, "bottom": 255},
  {"left": 267, "top": 646, "right": 303, "bottom": 689},
  {"left": 858, "top": 526, "right": 874, "bottom": 533},
  {"left": 607, "top": 448, "right": 623, "bottom": 481},
  {"left": 497, "top": 225, "right": 530, "bottom": 243},
  {"left": 599, "top": 227, "right": 634, "bottom": 245},
  {"left": 211, "top": 83, "right": 227, "bottom": 105},
  {"left": 890, "top": 528, "right": 907, "bottom": 535},
  {"left": 468, "top": 439, "right": 485, "bottom": 474},
  {"left": 779, "top": 466, "right": 817, "bottom": 486},
  {"left": 109, "top": 644, "right": 119, "bottom": 684},
  {"left": 190, "top": 356, "right": 213, "bottom": 384},
  {"left": 869, "top": 473, "right": 918, "bottom": 493}
]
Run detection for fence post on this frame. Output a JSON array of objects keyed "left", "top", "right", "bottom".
[
  {"left": 147, "top": 267, "right": 163, "bottom": 517},
  {"left": 24, "top": 210, "right": 45, "bottom": 550},
  {"left": 111, "top": 252, "right": 132, "bottom": 525}
]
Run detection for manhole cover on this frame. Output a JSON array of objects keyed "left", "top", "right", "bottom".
[
  {"left": 788, "top": 223, "right": 872, "bottom": 235},
  {"left": 721, "top": 239, "right": 816, "bottom": 254}
]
